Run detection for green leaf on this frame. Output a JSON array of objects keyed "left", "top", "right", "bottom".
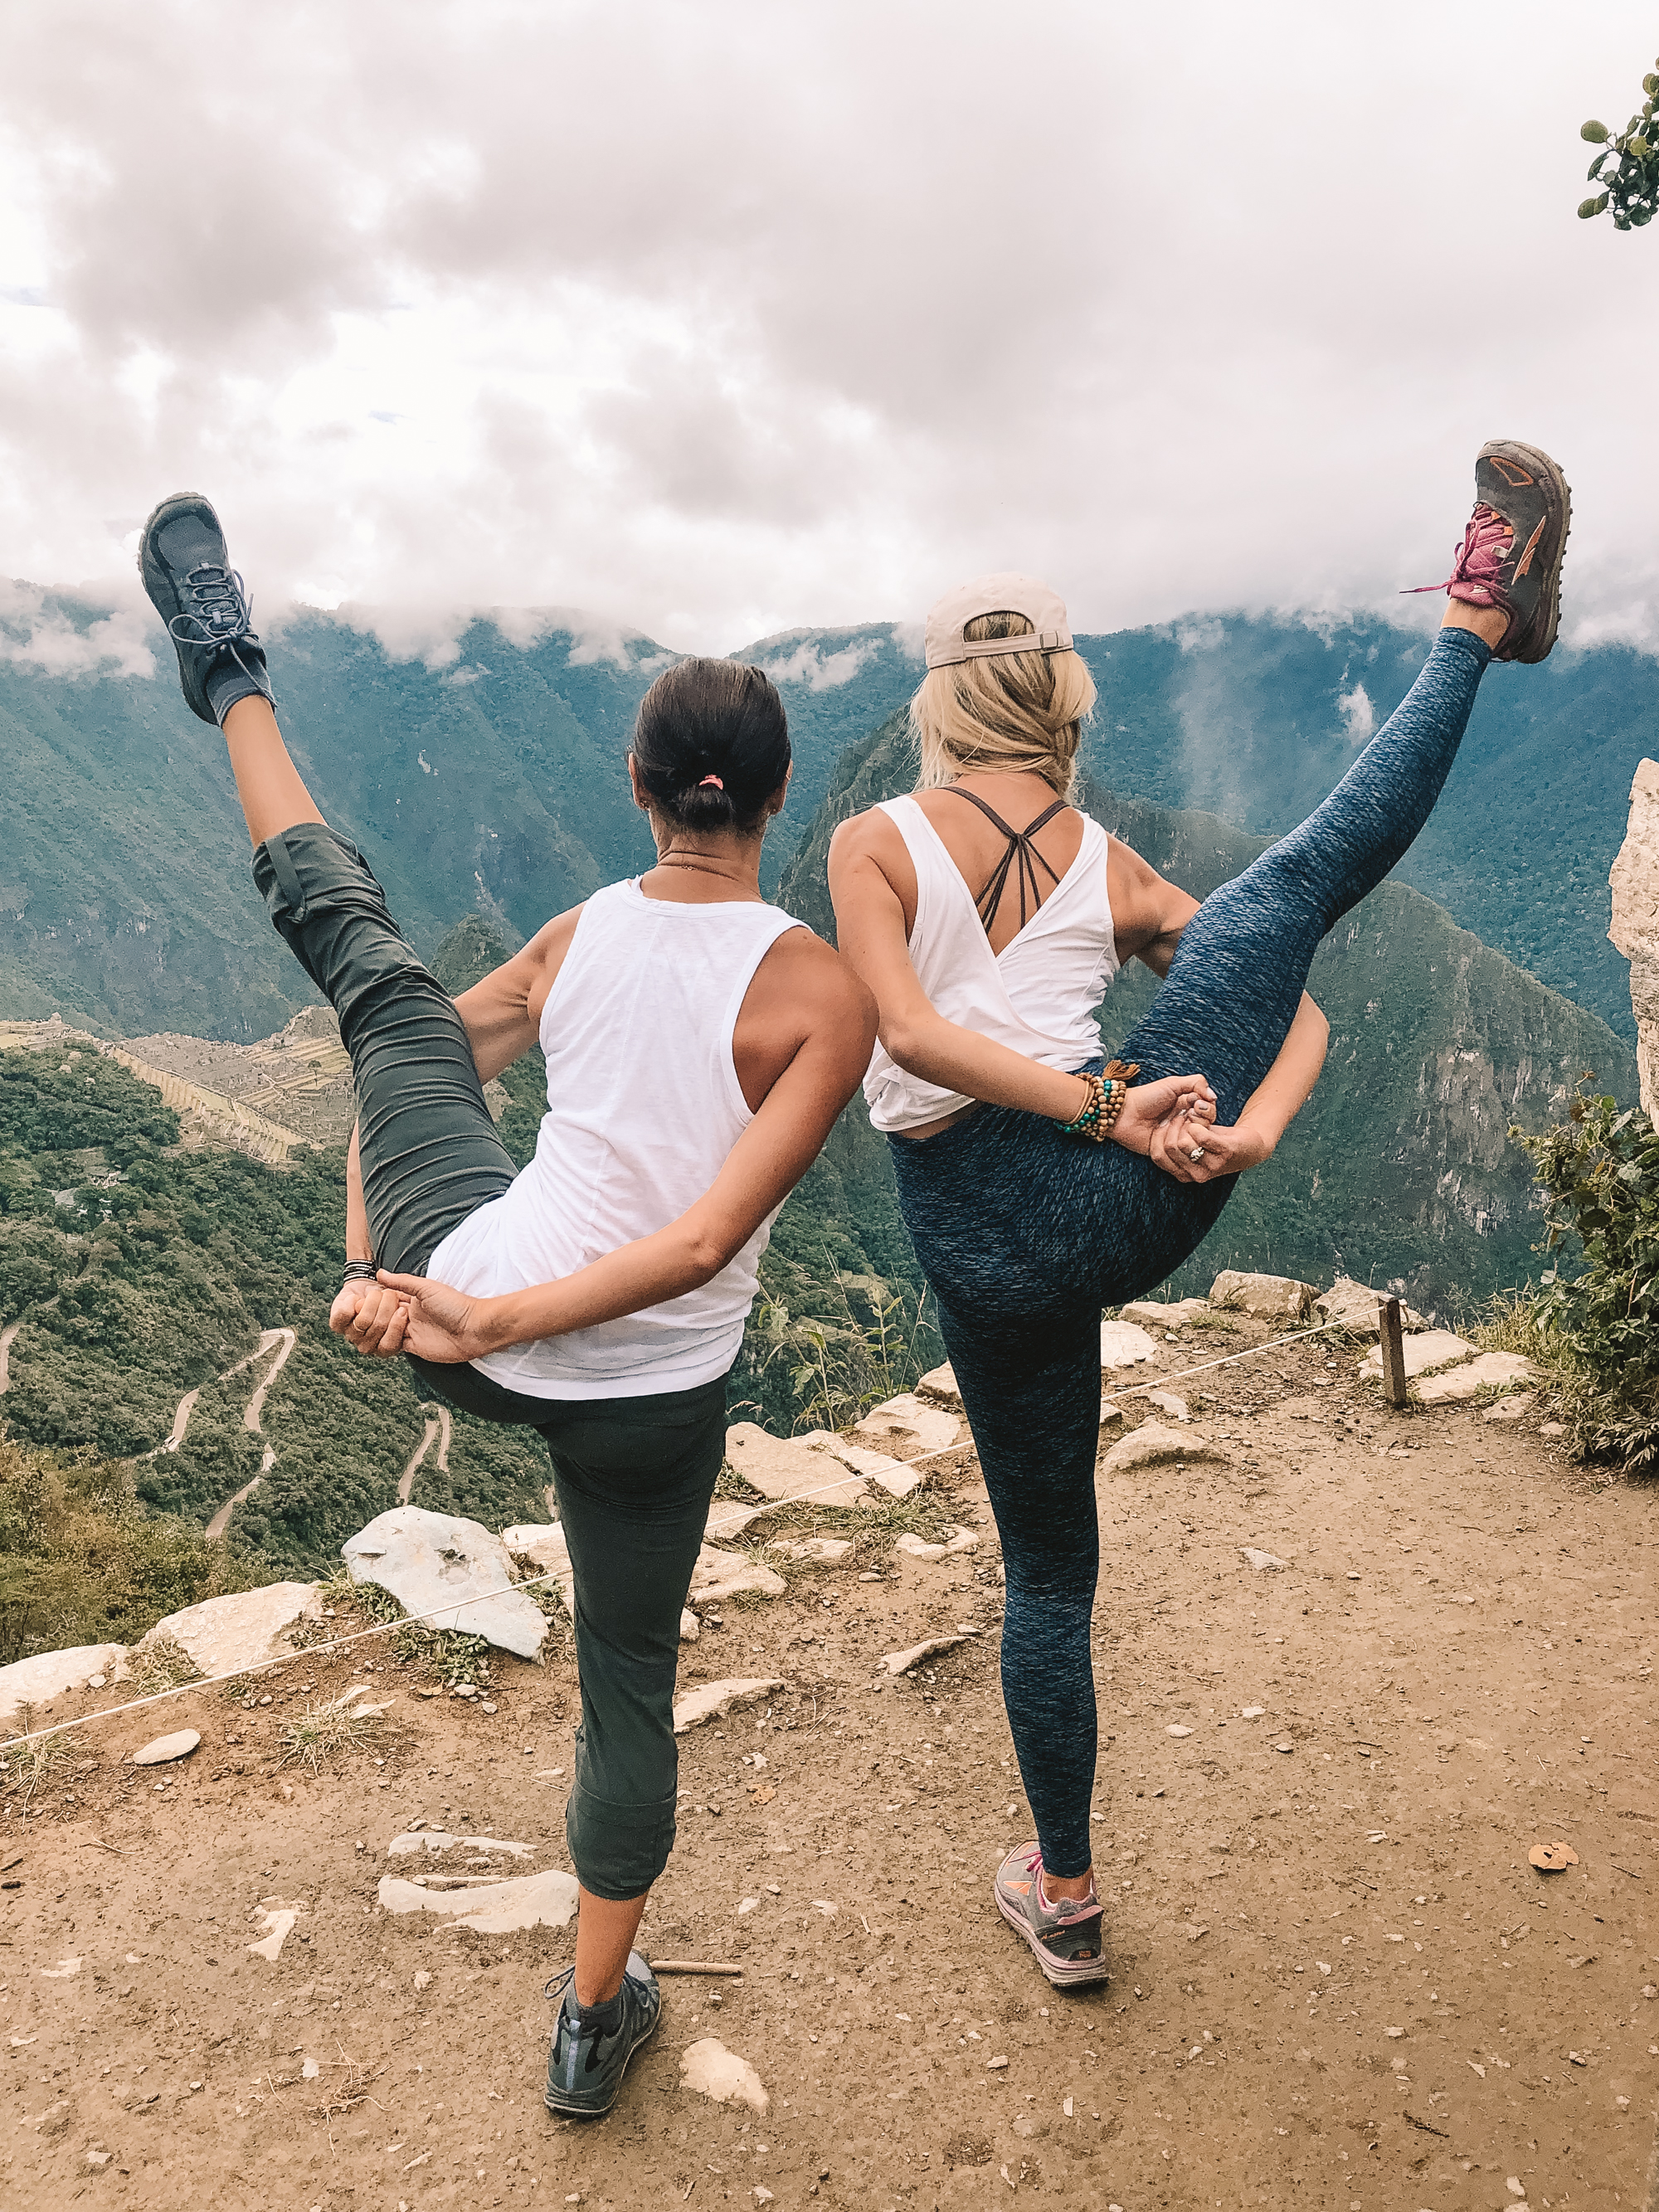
[{"left": 1582, "top": 119, "right": 1611, "bottom": 142}]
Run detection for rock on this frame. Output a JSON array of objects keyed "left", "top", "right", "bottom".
[
  {"left": 880, "top": 1634, "right": 970, "bottom": 1676},
  {"left": 377, "top": 1867, "right": 579, "bottom": 1933},
  {"left": 1540, "top": 1421, "right": 1566, "bottom": 1437},
  {"left": 679, "top": 2037, "right": 769, "bottom": 2113},
  {"left": 1240, "top": 1548, "right": 1287, "bottom": 1572},
  {"left": 141, "top": 1582, "right": 323, "bottom": 1679},
  {"left": 1138, "top": 1389, "right": 1190, "bottom": 1422},
  {"left": 1414, "top": 1352, "right": 1537, "bottom": 1404},
  {"left": 680, "top": 1608, "right": 700, "bottom": 1642},
  {"left": 247, "top": 1907, "right": 298, "bottom": 1962},
  {"left": 689, "top": 1546, "right": 786, "bottom": 1603},
  {"left": 916, "top": 1362, "right": 962, "bottom": 1409},
  {"left": 1209, "top": 1270, "right": 1317, "bottom": 1321},
  {"left": 1608, "top": 756, "right": 1659, "bottom": 1117},
  {"left": 1097, "top": 1398, "right": 1123, "bottom": 1427},
  {"left": 704, "top": 1498, "right": 768, "bottom": 1542},
  {"left": 846, "top": 1393, "right": 961, "bottom": 1458},
  {"left": 85, "top": 2151, "right": 112, "bottom": 2170},
  {"left": 1100, "top": 1319, "right": 1160, "bottom": 1370},
  {"left": 1358, "top": 1329, "right": 1477, "bottom": 1382},
  {"left": 771, "top": 1537, "right": 854, "bottom": 1563},
  {"left": 129, "top": 1729, "right": 200, "bottom": 1767},
  {"left": 387, "top": 1830, "right": 533, "bottom": 1858},
  {"left": 830, "top": 1439, "right": 925, "bottom": 1499},
  {"left": 722, "top": 1423, "right": 868, "bottom": 1507},
  {"left": 673, "top": 1678, "right": 785, "bottom": 1733},
  {"left": 0, "top": 1643, "right": 128, "bottom": 1727},
  {"left": 500, "top": 1522, "right": 573, "bottom": 1611},
  {"left": 343, "top": 1507, "right": 547, "bottom": 1660},
  {"left": 1314, "top": 1277, "right": 1426, "bottom": 1337},
  {"left": 896, "top": 1528, "right": 980, "bottom": 1563},
  {"left": 1120, "top": 1299, "right": 1209, "bottom": 1330},
  {"left": 1167, "top": 1723, "right": 1194, "bottom": 1738},
  {"left": 1484, "top": 1393, "right": 1536, "bottom": 1424},
  {"left": 1100, "top": 1422, "right": 1227, "bottom": 1472}
]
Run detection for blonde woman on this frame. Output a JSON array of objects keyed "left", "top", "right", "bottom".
[{"left": 828, "top": 442, "right": 1569, "bottom": 1988}]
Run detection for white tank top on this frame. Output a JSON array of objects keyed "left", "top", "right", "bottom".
[
  {"left": 863, "top": 794, "right": 1119, "bottom": 1134},
  {"left": 427, "top": 880, "right": 805, "bottom": 1399}
]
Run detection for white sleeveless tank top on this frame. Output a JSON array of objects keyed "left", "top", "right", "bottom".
[
  {"left": 427, "top": 880, "right": 805, "bottom": 1399},
  {"left": 863, "top": 795, "right": 1119, "bottom": 1135}
]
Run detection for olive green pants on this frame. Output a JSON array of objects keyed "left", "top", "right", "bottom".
[{"left": 255, "top": 821, "right": 727, "bottom": 1898}]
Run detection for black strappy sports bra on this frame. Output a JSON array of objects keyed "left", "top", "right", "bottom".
[{"left": 945, "top": 788, "right": 1069, "bottom": 936}]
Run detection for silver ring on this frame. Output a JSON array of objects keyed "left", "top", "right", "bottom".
[{"left": 1188, "top": 1146, "right": 1206, "bottom": 1163}]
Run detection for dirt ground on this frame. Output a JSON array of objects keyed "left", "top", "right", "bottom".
[{"left": 4, "top": 1316, "right": 1657, "bottom": 2212}]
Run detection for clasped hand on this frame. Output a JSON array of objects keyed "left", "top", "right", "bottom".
[
  {"left": 328, "top": 1271, "right": 490, "bottom": 1362},
  {"left": 1112, "top": 1073, "right": 1271, "bottom": 1185}
]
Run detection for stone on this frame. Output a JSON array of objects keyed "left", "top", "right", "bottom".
[
  {"left": 1540, "top": 1421, "right": 1566, "bottom": 1437},
  {"left": 377, "top": 1867, "right": 579, "bottom": 1934},
  {"left": 722, "top": 1423, "right": 868, "bottom": 1508},
  {"left": 1209, "top": 1270, "right": 1317, "bottom": 1321},
  {"left": 129, "top": 1729, "right": 200, "bottom": 1767},
  {"left": 846, "top": 1393, "right": 961, "bottom": 1458},
  {"left": 500, "top": 1522, "right": 573, "bottom": 1611},
  {"left": 896, "top": 1528, "right": 980, "bottom": 1563},
  {"left": 387, "top": 1830, "right": 533, "bottom": 1858},
  {"left": 1414, "top": 1352, "right": 1537, "bottom": 1404},
  {"left": 1120, "top": 1298, "right": 1209, "bottom": 1330},
  {"left": 1314, "top": 1277, "right": 1426, "bottom": 1337},
  {"left": 1100, "top": 1422, "right": 1227, "bottom": 1473},
  {"left": 343, "top": 1508, "right": 547, "bottom": 1660},
  {"left": 880, "top": 1634, "right": 970, "bottom": 1676},
  {"left": 142, "top": 1582, "right": 324, "bottom": 1683},
  {"left": 771, "top": 1537, "right": 854, "bottom": 1563},
  {"left": 704, "top": 1498, "right": 768, "bottom": 1542},
  {"left": 1608, "top": 756, "right": 1659, "bottom": 1116},
  {"left": 1097, "top": 1399, "right": 1124, "bottom": 1427},
  {"left": 1358, "top": 1329, "right": 1476, "bottom": 1382},
  {"left": 673, "top": 1678, "right": 785, "bottom": 1733},
  {"left": 0, "top": 1643, "right": 128, "bottom": 1727},
  {"left": 1240, "top": 1548, "right": 1287, "bottom": 1572},
  {"left": 1138, "top": 1389, "right": 1190, "bottom": 1422},
  {"left": 1100, "top": 1319, "right": 1160, "bottom": 1370},
  {"left": 829, "top": 1439, "right": 924, "bottom": 1499},
  {"left": 247, "top": 1907, "right": 298, "bottom": 1962},
  {"left": 679, "top": 2037, "right": 769, "bottom": 2113},
  {"left": 689, "top": 1546, "right": 786, "bottom": 1603},
  {"left": 916, "top": 1362, "right": 961, "bottom": 1410},
  {"left": 1167, "top": 1724, "right": 1194, "bottom": 1738},
  {"left": 1484, "top": 1393, "right": 1536, "bottom": 1424},
  {"left": 680, "top": 1608, "right": 700, "bottom": 1642}
]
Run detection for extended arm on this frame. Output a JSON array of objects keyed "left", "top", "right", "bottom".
[{"left": 1149, "top": 991, "right": 1328, "bottom": 1183}]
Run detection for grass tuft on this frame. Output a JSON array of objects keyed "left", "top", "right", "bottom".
[
  {"left": 0, "top": 1721, "right": 80, "bottom": 1805},
  {"left": 279, "top": 1689, "right": 389, "bottom": 1772}
]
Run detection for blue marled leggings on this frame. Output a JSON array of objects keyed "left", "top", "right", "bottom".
[{"left": 888, "top": 627, "right": 1491, "bottom": 1875}]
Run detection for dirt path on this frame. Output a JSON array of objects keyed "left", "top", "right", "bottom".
[
  {"left": 4, "top": 1319, "right": 1656, "bottom": 2210},
  {"left": 0, "top": 1316, "right": 22, "bottom": 1396},
  {"left": 398, "top": 1403, "right": 454, "bottom": 1505},
  {"left": 201, "top": 1330, "right": 298, "bottom": 1542}
]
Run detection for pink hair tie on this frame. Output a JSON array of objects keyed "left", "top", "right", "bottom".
[{"left": 698, "top": 774, "right": 724, "bottom": 789}]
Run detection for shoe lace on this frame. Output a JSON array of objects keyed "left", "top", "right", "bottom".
[
  {"left": 1403, "top": 503, "right": 1515, "bottom": 600},
  {"left": 168, "top": 562, "right": 260, "bottom": 647}
]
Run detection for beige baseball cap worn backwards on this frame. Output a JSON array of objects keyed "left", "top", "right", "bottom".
[{"left": 923, "top": 571, "right": 1074, "bottom": 670}]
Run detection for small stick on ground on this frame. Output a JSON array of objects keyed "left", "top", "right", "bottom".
[{"left": 648, "top": 1958, "right": 743, "bottom": 1976}]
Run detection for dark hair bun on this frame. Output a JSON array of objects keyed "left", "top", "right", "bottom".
[{"left": 632, "top": 659, "right": 791, "bottom": 834}]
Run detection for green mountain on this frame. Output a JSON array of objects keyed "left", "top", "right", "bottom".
[{"left": 777, "top": 710, "right": 1640, "bottom": 1315}]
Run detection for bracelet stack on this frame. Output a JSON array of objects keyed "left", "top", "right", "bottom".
[
  {"left": 342, "top": 1259, "right": 378, "bottom": 1285},
  {"left": 1055, "top": 1060, "right": 1141, "bottom": 1144}
]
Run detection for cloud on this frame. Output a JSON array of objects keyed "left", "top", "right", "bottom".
[
  {"left": 0, "top": 2, "right": 1656, "bottom": 652},
  {"left": 0, "top": 580, "right": 155, "bottom": 678},
  {"left": 1337, "top": 681, "right": 1376, "bottom": 746},
  {"left": 757, "top": 638, "right": 880, "bottom": 691}
]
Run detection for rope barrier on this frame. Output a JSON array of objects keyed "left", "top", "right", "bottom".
[{"left": 2, "top": 1311, "right": 1364, "bottom": 1753}]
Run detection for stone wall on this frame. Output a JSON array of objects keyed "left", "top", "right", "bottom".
[{"left": 1609, "top": 757, "right": 1659, "bottom": 1119}]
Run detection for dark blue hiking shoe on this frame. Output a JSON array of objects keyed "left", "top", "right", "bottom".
[
  {"left": 542, "top": 1951, "right": 660, "bottom": 2117},
  {"left": 137, "top": 493, "right": 275, "bottom": 726}
]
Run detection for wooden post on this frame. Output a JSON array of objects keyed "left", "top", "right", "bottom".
[{"left": 1379, "top": 1296, "right": 1408, "bottom": 1410}]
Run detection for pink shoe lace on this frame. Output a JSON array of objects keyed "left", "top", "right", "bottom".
[{"left": 1404, "top": 503, "right": 1515, "bottom": 608}]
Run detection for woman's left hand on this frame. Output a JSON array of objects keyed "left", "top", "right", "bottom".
[
  {"left": 372, "top": 1271, "right": 497, "bottom": 1363},
  {"left": 1148, "top": 1105, "right": 1272, "bottom": 1184}
]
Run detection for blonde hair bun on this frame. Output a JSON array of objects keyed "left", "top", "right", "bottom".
[{"left": 911, "top": 605, "right": 1096, "bottom": 799}]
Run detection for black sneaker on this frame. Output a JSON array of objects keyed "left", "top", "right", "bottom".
[
  {"left": 137, "top": 493, "right": 275, "bottom": 725},
  {"left": 542, "top": 1951, "right": 661, "bottom": 2118},
  {"left": 1408, "top": 440, "right": 1571, "bottom": 664}
]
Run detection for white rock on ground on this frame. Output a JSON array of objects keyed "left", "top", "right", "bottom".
[
  {"left": 500, "top": 1523, "right": 573, "bottom": 1611},
  {"left": 704, "top": 1498, "right": 768, "bottom": 1542},
  {"left": 1209, "top": 1270, "right": 1317, "bottom": 1321},
  {"left": 689, "top": 1546, "right": 786, "bottom": 1603},
  {"left": 1121, "top": 1298, "right": 1210, "bottom": 1330},
  {"left": 0, "top": 1643, "right": 128, "bottom": 1727},
  {"left": 377, "top": 1868, "right": 579, "bottom": 1933},
  {"left": 828, "top": 1439, "right": 924, "bottom": 1500},
  {"left": 1314, "top": 1278, "right": 1427, "bottom": 1336},
  {"left": 680, "top": 1608, "right": 700, "bottom": 1642},
  {"left": 1414, "top": 1352, "right": 1536, "bottom": 1404},
  {"left": 896, "top": 1528, "right": 980, "bottom": 1563},
  {"left": 771, "top": 1537, "right": 854, "bottom": 1563},
  {"left": 673, "top": 1678, "right": 786, "bottom": 1733},
  {"left": 1608, "top": 756, "right": 1659, "bottom": 1117},
  {"left": 1358, "top": 1329, "right": 1476, "bottom": 1382},
  {"left": 679, "top": 2038, "right": 769, "bottom": 2112},
  {"left": 343, "top": 1507, "right": 547, "bottom": 1660},
  {"left": 1240, "top": 1547, "right": 1288, "bottom": 1572},
  {"left": 247, "top": 1908, "right": 299, "bottom": 1962},
  {"left": 916, "top": 1362, "right": 962, "bottom": 1409},
  {"left": 847, "top": 1393, "right": 961, "bottom": 1457},
  {"left": 1101, "top": 1422, "right": 1227, "bottom": 1473},
  {"left": 129, "top": 1729, "right": 200, "bottom": 1767},
  {"left": 880, "top": 1634, "right": 971, "bottom": 1675},
  {"left": 1484, "top": 1393, "right": 1536, "bottom": 1425},
  {"left": 1136, "top": 1389, "right": 1190, "bottom": 1422},
  {"left": 1097, "top": 1399, "right": 1124, "bottom": 1428},
  {"left": 1100, "top": 1319, "right": 1160, "bottom": 1369},
  {"left": 141, "top": 1582, "right": 323, "bottom": 1680},
  {"left": 387, "top": 1830, "right": 533, "bottom": 1858},
  {"left": 722, "top": 1423, "right": 868, "bottom": 1507}
]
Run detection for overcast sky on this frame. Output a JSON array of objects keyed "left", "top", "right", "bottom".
[{"left": 2, "top": 2, "right": 1656, "bottom": 659}]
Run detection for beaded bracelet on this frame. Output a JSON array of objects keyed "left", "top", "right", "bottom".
[{"left": 1056, "top": 1060, "right": 1141, "bottom": 1144}]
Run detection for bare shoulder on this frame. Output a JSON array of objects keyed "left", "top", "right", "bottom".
[
  {"left": 516, "top": 901, "right": 586, "bottom": 1021},
  {"left": 769, "top": 926, "right": 875, "bottom": 1017},
  {"left": 829, "top": 803, "right": 907, "bottom": 870}
]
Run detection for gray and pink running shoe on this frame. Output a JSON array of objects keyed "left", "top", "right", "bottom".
[
  {"left": 1408, "top": 439, "right": 1571, "bottom": 664},
  {"left": 994, "top": 1842, "right": 1110, "bottom": 1989}
]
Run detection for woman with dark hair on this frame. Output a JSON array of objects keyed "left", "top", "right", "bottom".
[
  {"left": 136, "top": 494, "right": 876, "bottom": 2115},
  {"left": 828, "top": 442, "right": 1570, "bottom": 1992}
]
